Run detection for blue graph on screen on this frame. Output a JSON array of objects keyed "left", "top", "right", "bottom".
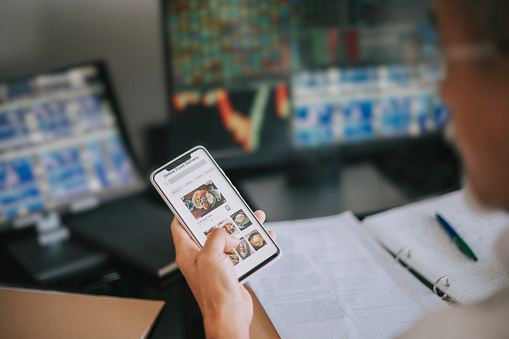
[
  {"left": 0, "top": 158, "right": 45, "bottom": 219},
  {"left": 41, "top": 148, "right": 90, "bottom": 203}
]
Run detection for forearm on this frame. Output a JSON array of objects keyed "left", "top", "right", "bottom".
[{"left": 204, "top": 313, "right": 250, "bottom": 339}]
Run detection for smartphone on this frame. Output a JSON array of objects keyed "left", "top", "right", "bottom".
[{"left": 150, "top": 146, "right": 281, "bottom": 283}]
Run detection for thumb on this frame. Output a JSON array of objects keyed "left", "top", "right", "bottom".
[{"left": 203, "top": 228, "right": 239, "bottom": 255}]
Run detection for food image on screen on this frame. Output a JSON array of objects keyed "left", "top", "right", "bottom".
[
  {"left": 226, "top": 249, "right": 240, "bottom": 266},
  {"left": 236, "top": 238, "right": 252, "bottom": 260},
  {"left": 230, "top": 209, "right": 252, "bottom": 230},
  {"left": 204, "top": 226, "right": 217, "bottom": 238},
  {"left": 216, "top": 218, "right": 239, "bottom": 236},
  {"left": 222, "top": 222, "right": 236, "bottom": 235},
  {"left": 192, "top": 190, "right": 214, "bottom": 210},
  {"left": 181, "top": 180, "right": 225, "bottom": 220},
  {"left": 246, "top": 230, "right": 267, "bottom": 251}
]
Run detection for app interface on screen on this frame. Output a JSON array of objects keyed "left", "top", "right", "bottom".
[{"left": 154, "top": 148, "right": 278, "bottom": 278}]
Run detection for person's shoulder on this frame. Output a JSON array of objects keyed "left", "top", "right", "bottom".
[{"left": 396, "top": 288, "right": 509, "bottom": 339}]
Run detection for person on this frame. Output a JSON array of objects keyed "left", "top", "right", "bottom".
[{"left": 171, "top": 0, "right": 509, "bottom": 337}]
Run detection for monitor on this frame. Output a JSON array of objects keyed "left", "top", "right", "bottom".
[
  {"left": 292, "top": 63, "right": 448, "bottom": 148},
  {"left": 161, "top": 0, "right": 447, "bottom": 170},
  {"left": 161, "top": 0, "right": 300, "bottom": 169},
  {"left": 0, "top": 62, "right": 144, "bottom": 232}
]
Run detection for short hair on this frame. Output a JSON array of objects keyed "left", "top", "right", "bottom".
[{"left": 451, "top": 0, "right": 509, "bottom": 52}]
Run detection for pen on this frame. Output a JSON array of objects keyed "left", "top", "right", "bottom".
[{"left": 435, "top": 213, "right": 478, "bottom": 262}]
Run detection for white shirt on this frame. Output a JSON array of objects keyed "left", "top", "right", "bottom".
[{"left": 397, "top": 228, "right": 509, "bottom": 339}]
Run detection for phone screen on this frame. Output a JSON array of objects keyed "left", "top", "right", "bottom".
[{"left": 152, "top": 147, "right": 280, "bottom": 281}]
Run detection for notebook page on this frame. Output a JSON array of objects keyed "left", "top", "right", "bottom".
[
  {"left": 363, "top": 190, "right": 509, "bottom": 304},
  {"left": 248, "top": 212, "right": 444, "bottom": 339}
]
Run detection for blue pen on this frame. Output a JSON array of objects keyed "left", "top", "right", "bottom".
[{"left": 435, "top": 213, "right": 478, "bottom": 262}]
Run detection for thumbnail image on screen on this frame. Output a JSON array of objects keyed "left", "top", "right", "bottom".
[{"left": 181, "top": 180, "right": 225, "bottom": 220}]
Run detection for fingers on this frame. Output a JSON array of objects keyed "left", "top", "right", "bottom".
[
  {"left": 253, "top": 210, "right": 275, "bottom": 239},
  {"left": 253, "top": 210, "right": 275, "bottom": 240},
  {"left": 203, "top": 228, "right": 240, "bottom": 256},
  {"left": 268, "top": 230, "right": 276, "bottom": 240},
  {"left": 171, "top": 217, "right": 200, "bottom": 254},
  {"left": 254, "top": 210, "right": 266, "bottom": 224}
]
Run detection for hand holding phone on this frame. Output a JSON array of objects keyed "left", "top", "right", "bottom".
[
  {"left": 170, "top": 210, "right": 273, "bottom": 338},
  {"left": 151, "top": 146, "right": 281, "bottom": 283}
]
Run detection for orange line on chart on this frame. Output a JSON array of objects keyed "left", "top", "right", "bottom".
[{"left": 172, "top": 84, "right": 289, "bottom": 152}]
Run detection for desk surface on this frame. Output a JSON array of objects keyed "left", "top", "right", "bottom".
[
  {"left": 0, "top": 161, "right": 457, "bottom": 339},
  {"left": 239, "top": 162, "right": 410, "bottom": 222}
]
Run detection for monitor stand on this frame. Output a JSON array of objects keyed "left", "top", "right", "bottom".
[{"left": 5, "top": 212, "right": 108, "bottom": 284}]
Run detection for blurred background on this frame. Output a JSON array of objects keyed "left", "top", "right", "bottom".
[
  {"left": 0, "top": 0, "right": 451, "bottom": 167},
  {"left": 0, "top": 0, "right": 462, "bottom": 337},
  {"left": 0, "top": 0, "right": 166, "bottom": 164}
]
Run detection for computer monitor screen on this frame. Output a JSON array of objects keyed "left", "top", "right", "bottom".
[
  {"left": 163, "top": 0, "right": 300, "bottom": 166},
  {"left": 292, "top": 63, "right": 448, "bottom": 148},
  {"left": 162, "top": 0, "right": 446, "bottom": 166},
  {"left": 0, "top": 63, "right": 144, "bottom": 228}
]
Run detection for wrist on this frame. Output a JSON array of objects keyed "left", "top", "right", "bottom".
[{"left": 203, "top": 308, "right": 250, "bottom": 339}]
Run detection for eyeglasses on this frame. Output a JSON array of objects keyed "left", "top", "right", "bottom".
[
  {"left": 427, "top": 9, "right": 499, "bottom": 63},
  {"left": 429, "top": 43, "right": 498, "bottom": 80},
  {"left": 440, "top": 43, "right": 498, "bottom": 62}
]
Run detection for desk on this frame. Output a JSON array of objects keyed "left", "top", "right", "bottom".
[
  {"left": 239, "top": 162, "right": 410, "bottom": 221},
  {"left": 0, "top": 160, "right": 457, "bottom": 338}
]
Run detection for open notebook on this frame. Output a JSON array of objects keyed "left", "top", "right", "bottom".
[
  {"left": 248, "top": 190, "right": 509, "bottom": 338},
  {"left": 363, "top": 190, "right": 509, "bottom": 305}
]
